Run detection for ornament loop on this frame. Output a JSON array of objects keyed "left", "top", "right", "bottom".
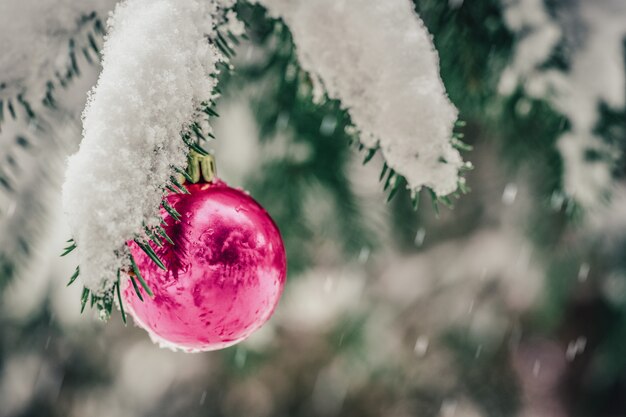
[{"left": 186, "top": 150, "right": 217, "bottom": 183}]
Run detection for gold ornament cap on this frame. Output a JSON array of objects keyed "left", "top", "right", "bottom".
[{"left": 186, "top": 150, "right": 217, "bottom": 183}]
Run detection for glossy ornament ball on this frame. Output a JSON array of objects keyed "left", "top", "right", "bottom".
[{"left": 123, "top": 179, "right": 286, "bottom": 351}]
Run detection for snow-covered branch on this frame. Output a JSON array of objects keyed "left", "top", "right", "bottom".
[
  {"left": 500, "top": 0, "right": 626, "bottom": 208},
  {"left": 62, "top": 0, "right": 467, "bottom": 293},
  {"left": 62, "top": 0, "right": 234, "bottom": 293},
  {"left": 253, "top": 0, "right": 465, "bottom": 196}
]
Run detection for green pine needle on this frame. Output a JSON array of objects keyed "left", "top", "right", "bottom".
[
  {"left": 170, "top": 176, "right": 189, "bottom": 194},
  {"left": 428, "top": 189, "right": 440, "bottom": 216},
  {"left": 452, "top": 137, "right": 473, "bottom": 152},
  {"left": 161, "top": 200, "right": 181, "bottom": 221},
  {"left": 144, "top": 227, "right": 163, "bottom": 248},
  {"left": 387, "top": 181, "right": 401, "bottom": 203},
  {"left": 94, "top": 18, "right": 104, "bottom": 35},
  {"left": 88, "top": 33, "right": 99, "bottom": 54},
  {"left": 61, "top": 242, "right": 77, "bottom": 256},
  {"left": 216, "top": 32, "right": 236, "bottom": 57},
  {"left": 215, "top": 37, "right": 233, "bottom": 59},
  {"left": 134, "top": 239, "right": 166, "bottom": 271},
  {"left": 128, "top": 273, "right": 144, "bottom": 302},
  {"left": 191, "top": 123, "right": 205, "bottom": 140},
  {"left": 438, "top": 195, "right": 454, "bottom": 209},
  {"left": 102, "top": 293, "right": 113, "bottom": 319},
  {"left": 115, "top": 270, "right": 127, "bottom": 325},
  {"left": 190, "top": 142, "right": 209, "bottom": 156},
  {"left": 82, "top": 47, "right": 93, "bottom": 64},
  {"left": 379, "top": 163, "right": 388, "bottom": 182},
  {"left": 363, "top": 148, "right": 377, "bottom": 164},
  {"left": 174, "top": 166, "right": 194, "bottom": 183},
  {"left": 227, "top": 31, "right": 241, "bottom": 46},
  {"left": 80, "top": 287, "right": 90, "bottom": 313},
  {"left": 384, "top": 171, "right": 396, "bottom": 191},
  {"left": 67, "top": 265, "right": 80, "bottom": 286},
  {"left": 203, "top": 106, "right": 220, "bottom": 118},
  {"left": 7, "top": 100, "right": 15, "bottom": 119},
  {"left": 129, "top": 253, "right": 155, "bottom": 296},
  {"left": 458, "top": 179, "right": 471, "bottom": 194},
  {"left": 411, "top": 192, "right": 420, "bottom": 211},
  {"left": 156, "top": 225, "right": 175, "bottom": 245}
]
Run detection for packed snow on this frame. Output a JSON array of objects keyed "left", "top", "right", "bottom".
[
  {"left": 500, "top": 0, "right": 626, "bottom": 208},
  {"left": 62, "top": 0, "right": 234, "bottom": 293},
  {"left": 253, "top": 0, "right": 464, "bottom": 196}
]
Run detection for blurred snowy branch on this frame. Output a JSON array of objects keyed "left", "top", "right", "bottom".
[
  {"left": 500, "top": 0, "right": 626, "bottom": 208},
  {"left": 254, "top": 0, "right": 467, "bottom": 197}
]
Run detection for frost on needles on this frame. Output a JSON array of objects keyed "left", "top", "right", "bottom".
[
  {"left": 62, "top": 0, "right": 235, "bottom": 294},
  {"left": 254, "top": 0, "right": 465, "bottom": 197}
]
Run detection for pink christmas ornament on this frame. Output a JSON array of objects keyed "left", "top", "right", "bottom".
[{"left": 123, "top": 179, "right": 286, "bottom": 351}]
